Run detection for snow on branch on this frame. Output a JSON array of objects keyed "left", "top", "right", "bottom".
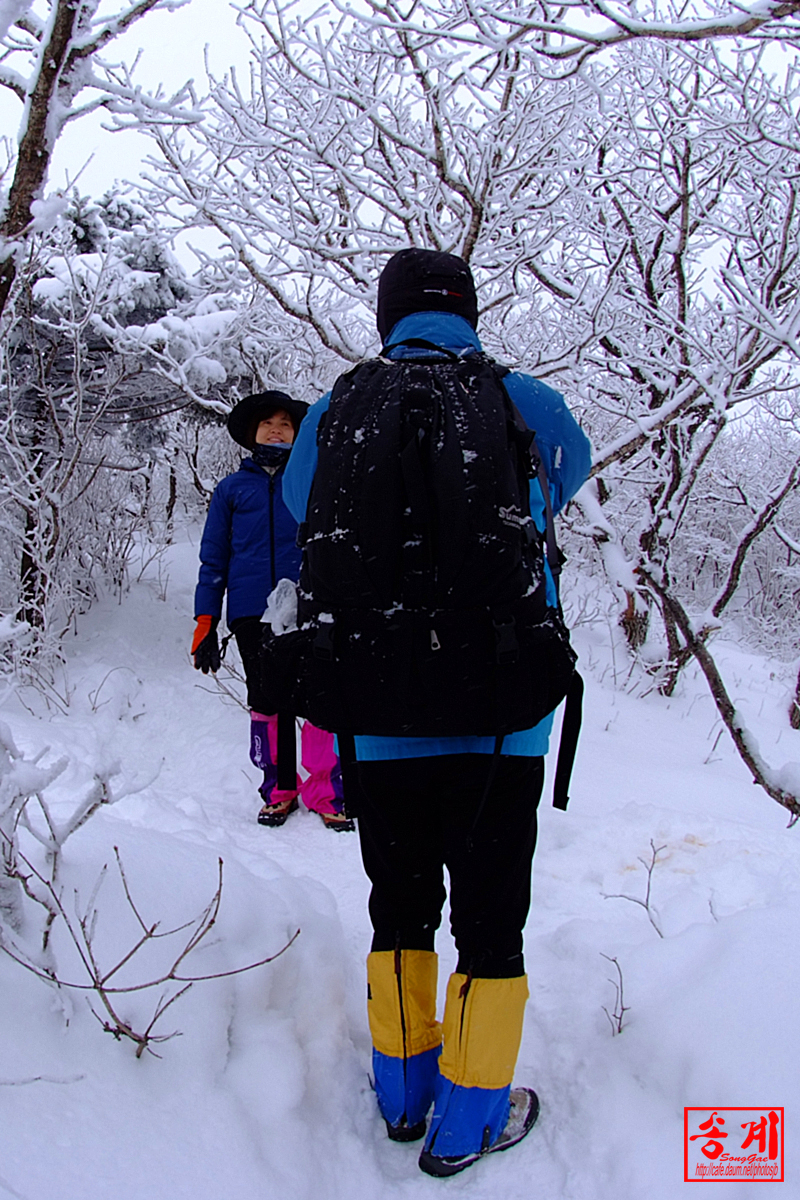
[
  {"left": 0, "top": 0, "right": 194, "bottom": 318},
  {"left": 346, "top": 0, "right": 800, "bottom": 69},
  {"left": 640, "top": 569, "right": 800, "bottom": 823},
  {"left": 71, "top": 0, "right": 191, "bottom": 60},
  {"left": 710, "top": 452, "right": 800, "bottom": 619},
  {"left": 775, "top": 525, "right": 800, "bottom": 556},
  {"left": 589, "top": 374, "right": 711, "bottom": 476},
  {"left": 0, "top": 65, "right": 27, "bottom": 100}
]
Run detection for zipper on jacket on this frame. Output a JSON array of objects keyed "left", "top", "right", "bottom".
[{"left": 268, "top": 474, "right": 277, "bottom": 590}]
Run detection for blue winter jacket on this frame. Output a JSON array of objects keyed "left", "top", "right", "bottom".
[
  {"left": 283, "top": 312, "right": 592, "bottom": 760},
  {"left": 195, "top": 457, "right": 302, "bottom": 624}
]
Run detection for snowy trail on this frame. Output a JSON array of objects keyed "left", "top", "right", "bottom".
[{"left": 1, "top": 532, "right": 798, "bottom": 1199}]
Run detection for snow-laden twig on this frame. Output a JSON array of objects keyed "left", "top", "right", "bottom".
[
  {"left": 710, "top": 452, "right": 800, "bottom": 620},
  {"left": 348, "top": 0, "right": 800, "bottom": 67}
]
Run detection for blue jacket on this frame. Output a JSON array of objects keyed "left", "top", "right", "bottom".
[
  {"left": 283, "top": 312, "right": 592, "bottom": 759},
  {"left": 195, "top": 457, "right": 302, "bottom": 624}
]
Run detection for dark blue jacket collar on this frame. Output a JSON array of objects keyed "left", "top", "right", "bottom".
[{"left": 240, "top": 454, "right": 288, "bottom": 476}]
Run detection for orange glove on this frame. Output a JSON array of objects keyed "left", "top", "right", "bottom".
[
  {"left": 192, "top": 614, "right": 216, "bottom": 654},
  {"left": 192, "top": 615, "right": 220, "bottom": 673}
]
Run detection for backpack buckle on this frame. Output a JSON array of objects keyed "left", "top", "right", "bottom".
[
  {"left": 493, "top": 616, "right": 519, "bottom": 664},
  {"left": 313, "top": 622, "right": 335, "bottom": 661},
  {"left": 522, "top": 517, "right": 538, "bottom": 545}
]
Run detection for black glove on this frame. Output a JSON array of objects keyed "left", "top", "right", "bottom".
[{"left": 193, "top": 617, "right": 221, "bottom": 674}]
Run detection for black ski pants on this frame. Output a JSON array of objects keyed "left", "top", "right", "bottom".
[
  {"left": 354, "top": 753, "right": 544, "bottom": 979},
  {"left": 230, "top": 616, "right": 267, "bottom": 711}
]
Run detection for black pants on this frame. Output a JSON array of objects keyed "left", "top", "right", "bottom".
[
  {"left": 355, "top": 754, "right": 544, "bottom": 979},
  {"left": 230, "top": 616, "right": 266, "bottom": 711}
]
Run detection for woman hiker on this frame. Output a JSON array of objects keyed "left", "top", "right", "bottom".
[{"left": 191, "top": 390, "right": 354, "bottom": 831}]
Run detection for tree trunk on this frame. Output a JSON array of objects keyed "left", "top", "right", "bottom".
[
  {"left": 791, "top": 665, "right": 800, "bottom": 731},
  {"left": 620, "top": 590, "right": 649, "bottom": 651},
  {"left": 165, "top": 459, "right": 177, "bottom": 544},
  {"left": 19, "top": 508, "right": 46, "bottom": 629},
  {"left": 0, "top": 0, "right": 83, "bottom": 316}
]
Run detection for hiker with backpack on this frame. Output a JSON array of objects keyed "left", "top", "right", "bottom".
[
  {"left": 191, "top": 391, "right": 353, "bottom": 831},
  {"left": 276, "top": 250, "right": 591, "bottom": 1174}
]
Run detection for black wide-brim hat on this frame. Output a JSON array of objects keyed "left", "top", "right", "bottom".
[
  {"left": 376, "top": 248, "right": 478, "bottom": 341},
  {"left": 227, "top": 391, "right": 309, "bottom": 448}
]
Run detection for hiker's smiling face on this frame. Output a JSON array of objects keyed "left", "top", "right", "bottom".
[{"left": 255, "top": 410, "right": 295, "bottom": 445}]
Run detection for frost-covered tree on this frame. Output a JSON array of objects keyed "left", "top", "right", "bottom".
[
  {"left": 0, "top": 0, "right": 196, "bottom": 319},
  {"left": 0, "top": 192, "right": 201, "bottom": 680},
  {"left": 0, "top": 183, "right": 329, "bottom": 682},
  {"left": 132, "top": 0, "right": 596, "bottom": 360},
  {"left": 533, "top": 46, "right": 800, "bottom": 650}
]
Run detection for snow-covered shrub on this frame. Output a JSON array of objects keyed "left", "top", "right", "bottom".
[{"left": 0, "top": 197, "right": 232, "bottom": 684}]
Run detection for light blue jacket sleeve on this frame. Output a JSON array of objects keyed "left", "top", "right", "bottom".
[
  {"left": 503, "top": 372, "right": 591, "bottom": 525},
  {"left": 283, "top": 392, "right": 331, "bottom": 522}
]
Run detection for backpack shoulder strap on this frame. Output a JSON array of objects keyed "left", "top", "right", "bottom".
[
  {"left": 533, "top": 441, "right": 564, "bottom": 599},
  {"left": 502, "top": 385, "right": 565, "bottom": 603}
]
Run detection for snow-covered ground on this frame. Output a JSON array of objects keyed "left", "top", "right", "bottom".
[{"left": 1, "top": 531, "right": 798, "bottom": 1200}]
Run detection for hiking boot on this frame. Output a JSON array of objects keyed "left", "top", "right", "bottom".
[
  {"left": 257, "top": 796, "right": 299, "bottom": 827},
  {"left": 386, "top": 1116, "right": 427, "bottom": 1143},
  {"left": 320, "top": 811, "right": 355, "bottom": 832},
  {"left": 418, "top": 1087, "right": 539, "bottom": 1178}
]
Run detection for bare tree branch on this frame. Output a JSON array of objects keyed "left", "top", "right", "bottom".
[
  {"left": 1, "top": 836, "right": 301, "bottom": 1058},
  {"left": 640, "top": 569, "right": 800, "bottom": 822}
]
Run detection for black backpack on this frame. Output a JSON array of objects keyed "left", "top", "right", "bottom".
[{"left": 261, "top": 345, "right": 581, "bottom": 802}]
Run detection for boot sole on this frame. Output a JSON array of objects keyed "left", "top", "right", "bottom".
[
  {"left": 322, "top": 817, "right": 356, "bottom": 832},
  {"left": 386, "top": 1117, "right": 427, "bottom": 1143}
]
